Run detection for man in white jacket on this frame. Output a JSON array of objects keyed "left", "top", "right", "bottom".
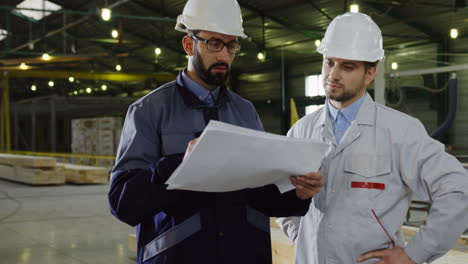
[{"left": 276, "top": 12, "right": 468, "bottom": 264}]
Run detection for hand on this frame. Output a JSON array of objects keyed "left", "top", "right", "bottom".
[
  {"left": 183, "top": 138, "right": 198, "bottom": 161},
  {"left": 290, "top": 172, "right": 322, "bottom": 200},
  {"left": 358, "top": 246, "right": 416, "bottom": 264}
]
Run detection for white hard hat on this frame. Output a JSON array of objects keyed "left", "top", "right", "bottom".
[
  {"left": 317, "top": 12, "right": 384, "bottom": 62},
  {"left": 175, "top": 0, "right": 247, "bottom": 38}
]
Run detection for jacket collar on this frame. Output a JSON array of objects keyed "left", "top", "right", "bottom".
[
  {"left": 317, "top": 92, "right": 375, "bottom": 129},
  {"left": 176, "top": 70, "right": 230, "bottom": 109}
]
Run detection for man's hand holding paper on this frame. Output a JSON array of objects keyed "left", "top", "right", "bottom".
[{"left": 168, "top": 120, "right": 329, "bottom": 195}]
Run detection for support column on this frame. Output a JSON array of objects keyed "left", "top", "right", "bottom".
[
  {"left": 13, "top": 104, "right": 18, "bottom": 150},
  {"left": 31, "top": 100, "right": 36, "bottom": 151},
  {"left": 375, "top": 61, "right": 386, "bottom": 104},
  {"left": 50, "top": 98, "right": 56, "bottom": 152},
  {"left": 280, "top": 47, "right": 289, "bottom": 135},
  {"left": 1, "top": 75, "right": 10, "bottom": 152}
]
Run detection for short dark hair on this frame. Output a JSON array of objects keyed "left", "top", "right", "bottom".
[
  {"left": 364, "top": 61, "right": 378, "bottom": 71},
  {"left": 187, "top": 30, "right": 200, "bottom": 37}
]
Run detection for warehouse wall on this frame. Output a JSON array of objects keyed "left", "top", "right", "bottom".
[
  {"left": 385, "top": 43, "right": 440, "bottom": 134},
  {"left": 237, "top": 70, "right": 283, "bottom": 134}
]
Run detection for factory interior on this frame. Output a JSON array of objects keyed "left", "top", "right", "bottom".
[{"left": 0, "top": 0, "right": 468, "bottom": 263}]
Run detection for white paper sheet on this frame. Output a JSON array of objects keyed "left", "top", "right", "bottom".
[{"left": 166, "top": 120, "right": 330, "bottom": 193}]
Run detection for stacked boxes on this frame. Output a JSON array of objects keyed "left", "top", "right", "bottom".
[{"left": 71, "top": 117, "right": 123, "bottom": 156}]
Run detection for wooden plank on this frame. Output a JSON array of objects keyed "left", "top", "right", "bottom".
[
  {"left": 58, "top": 163, "right": 109, "bottom": 184},
  {"left": 0, "top": 164, "right": 16, "bottom": 182},
  {"left": 0, "top": 153, "right": 56, "bottom": 168},
  {"left": 127, "top": 224, "right": 297, "bottom": 264},
  {"left": 128, "top": 233, "right": 137, "bottom": 254},
  {"left": 0, "top": 164, "right": 64, "bottom": 185},
  {"left": 271, "top": 227, "right": 295, "bottom": 264},
  {"left": 401, "top": 225, "right": 468, "bottom": 246}
]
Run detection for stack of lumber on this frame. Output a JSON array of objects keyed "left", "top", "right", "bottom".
[
  {"left": 0, "top": 153, "right": 64, "bottom": 185},
  {"left": 0, "top": 154, "right": 110, "bottom": 185},
  {"left": 58, "top": 162, "right": 109, "bottom": 184}
]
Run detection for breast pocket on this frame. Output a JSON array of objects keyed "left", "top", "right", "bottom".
[
  {"left": 343, "top": 154, "right": 391, "bottom": 209},
  {"left": 160, "top": 128, "right": 199, "bottom": 156}
]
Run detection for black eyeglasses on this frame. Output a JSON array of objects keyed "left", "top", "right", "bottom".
[{"left": 191, "top": 35, "right": 241, "bottom": 54}]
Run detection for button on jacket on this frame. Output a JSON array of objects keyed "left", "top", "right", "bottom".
[
  {"left": 108, "top": 71, "right": 311, "bottom": 264},
  {"left": 277, "top": 93, "right": 468, "bottom": 264}
]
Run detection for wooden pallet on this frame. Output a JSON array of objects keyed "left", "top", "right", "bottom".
[
  {"left": 127, "top": 218, "right": 295, "bottom": 263},
  {"left": 0, "top": 153, "right": 55, "bottom": 168},
  {"left": 0, "top": 164, "right": 65, "bottom": 185},
  {"left": 58, "top": 163, "right": 109, "bottom": 184}
]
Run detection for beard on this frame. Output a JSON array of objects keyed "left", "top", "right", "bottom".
[
  {"left": 192, "top": 47, "right": 230, "bottom": 86},
  {"left": 324, "top": 79, "right": 365, "bottom": 102},
  {"left": 325, "top": 87, "right": 357, "bottom": 102}
]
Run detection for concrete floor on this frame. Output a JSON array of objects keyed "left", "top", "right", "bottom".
[
  {"left": 0, "top": 179, "right": 135, "bottom": 264},
  {"left": 1, "top": 178, "right": 467, "bottom": 264}
]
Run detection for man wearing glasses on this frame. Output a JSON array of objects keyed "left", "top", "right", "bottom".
[{"left": 108, "top": 0, "right": 323, "bottom": 263}]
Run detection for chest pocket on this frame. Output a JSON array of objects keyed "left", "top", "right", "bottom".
[
  {"left": 160, "top": 128, "right": 199, "bottom": 156},
  {"left": 343, "top": 154, "right": 391, "bottom": 209}
]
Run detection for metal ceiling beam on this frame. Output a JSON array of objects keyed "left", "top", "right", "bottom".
[
  {"left": 363, "top": 2, "right": 443, "bottom": 41},
  {"left": 362, "top": 0, "right": 455, "bottom": 9},
  {"left": 304, "top": 0, "right": 333, "bottom": 21},
  {"left": 1, "top": 0, "right": 132, "bottom": 56},
  {"left": 237, "top": 0, "right": 323, "bottom": 39},
  {"left": 242, "top": 0, "right": 306, "bottom": 21},
  {"left": 3, "top": 70, "right": 175, "bottom": 82}
]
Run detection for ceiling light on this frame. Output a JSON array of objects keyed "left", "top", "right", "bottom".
[
  {"left": 391, "top": 62, "right": 398, "bottom": 70},
  {"left": 42, "top": 53, "right": 51, "bottom": 60},
  {"left": 314, "top": 40, "right": 321, "bottom": 47},
  {"left": 257, "top": 51, "right": 265, "bottom": 61},
  {"left": 31, "top": 84, "right": 37, "bottom": 91},
  {"left": 19, "top": 62, "right": 28, "bottom": 70},
  {"left": 101, "top": 84, "right": 107, "bottom": 91},
  {"left": 15, "top": 0, "right": 62, "bottom": 21},
  {"left": 101, "top": 8, "right": 111, "bottom": 21},
  {"left": 111, "top": 29, "right": 119, "bottom": 38},
  {"left": 155, "top": 47, "right": 162, "bottom": 56},
  {"left": 115, "top": 64, "right": 122, "bottom": 71},
  {"left": 350, "top": 4, "right": 359, "bottom": 13},
  {"left": 68, "top": 76, "right": 75, "bottom": 83},
  {"left": 48, "top": 81, "right": 54, "bottom": 87},
  {"left": 0, "top": 28, "right": 8, "bottom": 41},
  {"left": 450, "top": 28, "right": 459, "bottom": 39}
]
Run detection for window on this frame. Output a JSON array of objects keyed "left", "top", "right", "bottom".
[
  {"left": 305, "top": 74, "right": 325, "bottom": 115},
  {"left": 14, "top": 0, "right": 62, "bottom": 21},
  {"left": 0, "top": 29, "right": 8, "bottom": 41}
]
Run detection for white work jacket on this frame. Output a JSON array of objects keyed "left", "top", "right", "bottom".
[{"left": 277, "top": 94, "right": 468, "bottom": 264}]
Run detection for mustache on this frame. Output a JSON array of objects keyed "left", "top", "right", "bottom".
[
  {"left": 208, "top": 63, "right": 229, "bottom": 71},
  {"left": 326, "top": 80, "right": 343, "bottom": 87}
]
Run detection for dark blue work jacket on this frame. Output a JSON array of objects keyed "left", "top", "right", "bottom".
[{"left": 108, "top": 71, "right": 311, "bottom": 264}]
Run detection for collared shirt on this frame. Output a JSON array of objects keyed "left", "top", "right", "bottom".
[
  {"left": 327, "top": 94, "right": 365, "bottom": 143},
  {"left": 181, "top": 70, "right": 220, "bottom": 107}
]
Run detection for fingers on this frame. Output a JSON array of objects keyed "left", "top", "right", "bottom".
[
  {"left": 290, "top": 172, "right": 323, "bottom": 200},
  {"left": 290, "top": 172, "right": 323, "bottom": 187},
  {"left": 357, "top": 249, "right": 387, "bottom": 262},
  {"left": 183, "top": 138, "right": 199, "bottom": 161}
]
